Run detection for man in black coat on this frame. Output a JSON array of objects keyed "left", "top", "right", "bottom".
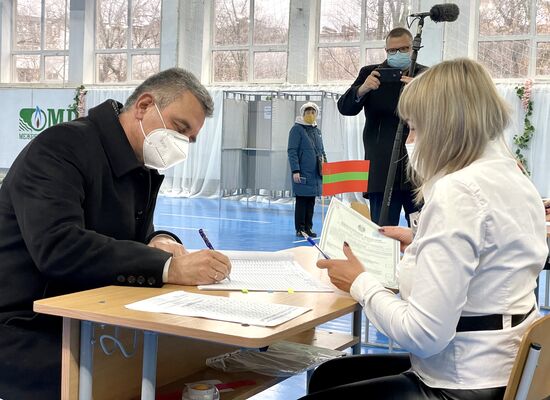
[
  {"left": 337, "top": 27, "right": 427, "bottom": 226},
  {"left": 0, "top": 68, "right": 231, "bottom": 399}
]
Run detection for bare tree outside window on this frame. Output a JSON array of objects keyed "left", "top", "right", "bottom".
[
  {"left": 132, "top": 0, "right": 161, "bottom": 48},
  {"left": 478, "top": 0, "right": 550, "bottom": 78},
  {"left": 478, "top": 40, "right": 529, "bottom": 78},
  {"left": 536, "top": 42, "right": 550, "bottom": 74},
  {"left": 13, "top": 0, "right": 69, "bottom": 82},
  {"left": 212, "top": 0, "right": 289, "bottom": 83},
  {"left": 95, "top": 0, "right": 161, "bottom": 83},
  {"left": 45, "top": 0, "right": 69, "bottom": 50},
  {"left": 214, "top": 0, "right": 249, "bottom": 46},
  {"left": 14, "top": 54, "right": 40, "bottom": 82},
  {"left": 44, "top": 55, "right": 68, "bottom": 81},
  {"left": 213, "top": 50, "right": 248, "bottom": 82},
  {"left": 479, "top": 0, "right": 530, "bottom": 35},
  {"left": 254, "top": 52, "right": 287, "bottom": 80},
  {"left": 537, "top": 0, "right": 550, "bottom": 33},
  {"left": 318, "top": 47, "right": 360, "bottom": 81},
  {"left": 254, "top": 0, "right": 289, "bottom": 45},
  {"left": 320, "top": 0, "right": 361, "bottom": 43},
  {"left": 132, "top": 54, "right": 160, "bottom": 80},
  {"left": 15, "top": 0, "right": 41, "bottom": 51},
  {"left": 535, "top": 1, "right": 550, "bottom": 75},
  {"left": 318, "top": 0, "right": 410, "bottom": 82},
  {"left": 97, "top": 53, "right": 127, "bottom": 83},
  {"left": 364, "top": 0, "right": 410, "bottom": 40},
  {"left": 96, "top": 0, "right": 128, "bottom": 50}
]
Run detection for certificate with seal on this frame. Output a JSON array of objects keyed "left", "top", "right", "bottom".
[{"left": 319, "top": 198, "right": 400, "bottom": 289}]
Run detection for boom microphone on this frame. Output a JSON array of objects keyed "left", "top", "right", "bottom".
[{"left": 410, "top": 3, "right": 460, "bottom": 22}]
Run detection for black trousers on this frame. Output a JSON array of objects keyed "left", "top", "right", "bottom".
[
  {"left": 368, "top": 190, "right": 419, "bottom": 226},
  {"left": 300, "top": 354, "right": 505, "bottom": 400},
  {"left": 295, "top": 196, "right": 316, "bottom": 232}
]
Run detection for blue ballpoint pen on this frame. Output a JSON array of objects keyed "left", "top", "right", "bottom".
[
  {"left": 198, "top": 228, "right": 215, "bottom": 250},
  {"left": 301, "top": 231, "right": 330, "bottom": 259},
  {"left": 198, "top": 229, "right": 231, "bottom": 281}
]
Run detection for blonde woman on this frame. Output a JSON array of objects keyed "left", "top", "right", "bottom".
[{"left": 301, "top": 59, "right": 547, "bottom": 399}]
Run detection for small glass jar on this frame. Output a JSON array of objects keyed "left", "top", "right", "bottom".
[{"left": 181, "top": 383, "right": 220, "bottom": 400}]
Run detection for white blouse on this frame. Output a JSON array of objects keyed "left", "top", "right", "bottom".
[{"left": 350, "top": 140, "right": 548, "bottom": 389}]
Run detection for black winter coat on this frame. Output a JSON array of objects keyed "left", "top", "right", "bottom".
[
  {"left": 0, "top": 100, "right": 171, "bottom": 399},
  {"left": 337, "top": 61, "right": 426, "bottom": 195}
]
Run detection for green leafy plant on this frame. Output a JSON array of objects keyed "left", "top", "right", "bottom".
[
  {"left": 68, "top": 85, "right": 87, "bottom": 118},
  {"left": 513, "top": 79, "right": 534, "bottom": 175}
]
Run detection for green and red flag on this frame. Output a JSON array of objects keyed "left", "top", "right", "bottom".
[{"left": 322, "top": 160, "right": 370, "bottom": 196}]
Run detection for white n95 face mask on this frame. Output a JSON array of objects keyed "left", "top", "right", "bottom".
[
  {"left": 140, "top": 103, "right": 190, "bottom": 170},
  {"left": 405, "top": 142, "right": 417, "bottom": 170}
]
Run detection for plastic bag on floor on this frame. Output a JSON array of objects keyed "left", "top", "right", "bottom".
[{"left": 206, "top": 340, "right": 345, "bottom": 377}]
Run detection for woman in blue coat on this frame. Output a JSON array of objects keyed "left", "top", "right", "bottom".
[{"left": 287, "top": 102, "right": 326, "bottom": 237}]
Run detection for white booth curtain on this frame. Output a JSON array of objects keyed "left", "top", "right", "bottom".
[{"left": 82, "top": 84, "right": 549, "bottom": 199}]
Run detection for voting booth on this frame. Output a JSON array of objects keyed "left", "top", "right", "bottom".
[{"left": 220, "top": 90, "right": 343, "bottom": 200}]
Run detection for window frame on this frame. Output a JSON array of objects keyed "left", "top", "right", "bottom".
[
  {"left": 475, "top": 0, "right": 550, "bottom": 81},
  {"left": 93, "top": 0, "right": 161, "bottom": 84},
  {"left": 315, "top": 0, "right": 409, "bottom": 83},
  {"left": 11, "top": 0, "right": 70, "bottom": 83},
  {"left": 210, "top": 0, "right": 290, "bottom": 84}
]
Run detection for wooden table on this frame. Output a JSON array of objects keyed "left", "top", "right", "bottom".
[{"left": 34, "top": 247, "right": 361, "bottom": 400}]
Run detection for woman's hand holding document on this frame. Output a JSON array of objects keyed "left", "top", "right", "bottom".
[
  {"left": 317, "top": 242, "right": 368, "bottom": 292},
  {"left": 378, "top": 226, "right": 413, "bottom": 253},
  {"left": 318, "top": 198, "right": 400, "bottom": 291}
]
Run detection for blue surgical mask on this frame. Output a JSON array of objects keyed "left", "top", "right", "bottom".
[{"left": 387, "top": 52, "right": 411, "bottom": 69}]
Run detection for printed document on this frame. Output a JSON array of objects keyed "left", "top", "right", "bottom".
[
  {"left": 125, "top": 290, "right": 311, "bottom": 327},
  {"left": 319, "top": 198, "right": 399, "bottom": 288},
  {"left": 198, "top": 251, "right": 333, "bottom": 292}
]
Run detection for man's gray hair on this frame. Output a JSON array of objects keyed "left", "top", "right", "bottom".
[{"left": 123, "top": 68, "right": 213, "bottom": 117}]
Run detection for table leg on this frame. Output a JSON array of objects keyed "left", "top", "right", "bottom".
[
  {"left": 543, "top": 270, "right": 550, "bottom": 310},
  {"left": 79, "top": 321, "right": 94, "bottom": 400},
  {"left": 352, "top": 309, "right": 362, "bottom": 355},
  {"left": 141, "top": 331, "right": 159, "bottom": 400}
]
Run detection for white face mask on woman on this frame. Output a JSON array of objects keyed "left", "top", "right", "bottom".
[
  {"left": 140, "top": 103, "right": 190, "bottom": 170},
  {"left": 405, "top": 142, "right": 417, "bottom": 171}
]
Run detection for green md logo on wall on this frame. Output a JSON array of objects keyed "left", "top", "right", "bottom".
[{"left": 18, "top": 106, "right": 78, "bottom": 140}]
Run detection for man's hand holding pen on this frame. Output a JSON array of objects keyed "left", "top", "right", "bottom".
[
  {"left": 198, "top": 228, "right": 231, "bottom": 282},
  {"left": 317, "top": 242, "right": 365, "bottom": 293},
  {"left": 167, "top": 250, "right": 232, "bottom": 285}
]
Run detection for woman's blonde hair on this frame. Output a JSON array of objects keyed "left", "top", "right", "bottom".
[{"left": 398, "top": 58, "right": 510, "bottom": 201}]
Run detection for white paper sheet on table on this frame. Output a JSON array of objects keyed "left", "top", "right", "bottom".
[
  {"left": 198, "top": 251, "right": 333, "bottom": 293},
  {"left": 319, "top": 198, "right": 400, "bottom": 289},
  {"left": 125, "top": 290, "right": 311, "bottom": 327}
]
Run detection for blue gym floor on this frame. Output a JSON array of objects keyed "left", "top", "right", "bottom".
[{"left": 153, "top": 196, "right": 549, "bottom": 400}]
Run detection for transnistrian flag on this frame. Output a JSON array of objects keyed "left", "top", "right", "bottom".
[{"left": 322, "top": 160, "right": 370, "bottom": 196}]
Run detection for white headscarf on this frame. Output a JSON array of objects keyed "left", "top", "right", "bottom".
[{"left": 295, "top": 101, "right": 320, "bottom": 126}]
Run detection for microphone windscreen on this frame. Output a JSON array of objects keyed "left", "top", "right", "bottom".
[{"left": 430, "top": 3, "right": 460, "bottom": 22}]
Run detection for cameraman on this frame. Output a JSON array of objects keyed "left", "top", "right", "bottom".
[{"left": 337, "top": 27, "right": 427, "bottom": 226}]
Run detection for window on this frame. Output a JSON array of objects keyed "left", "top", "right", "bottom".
[
  {"left": 95, "top": 0, "right": 161, "bottom": 83},
  {"left": 477, "top": 0, "right": 550, "bottom": 78},
  {"left": 13, "top": 0, "right": 69, "bottom": 83},
  {"left": 212, "top": 0, "right": 290, "bottom": 83},
  {"left": 318, "top": 0, "right": 411, "bottom": 82}
]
